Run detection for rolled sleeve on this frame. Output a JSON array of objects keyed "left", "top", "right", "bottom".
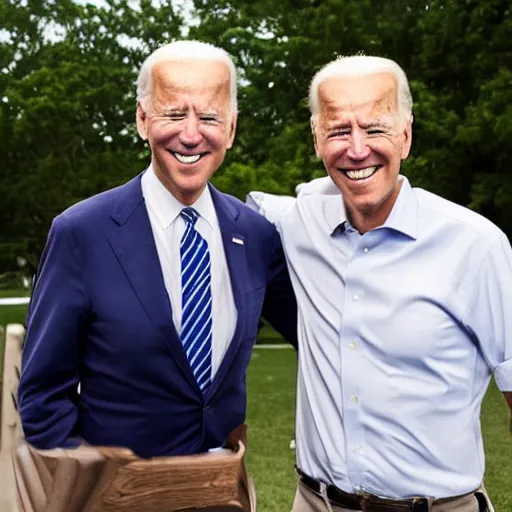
[
  {"left": 464, "top": 234, "right": 512, "bottom": 389},
  {"left": 494, "top": 358, "right": 512, "bottom": 391}
]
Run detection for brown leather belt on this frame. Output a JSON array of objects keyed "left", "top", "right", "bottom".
[{"left": 297, "top": 467, "right": 431, "bottom": 511}]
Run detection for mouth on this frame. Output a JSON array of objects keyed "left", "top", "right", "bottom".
[
  {"left": 341, "top": 166, "right": 380, "bottom": 181},
  {"left": 171, "top": 152, "right": 206, "bottom": 164}
]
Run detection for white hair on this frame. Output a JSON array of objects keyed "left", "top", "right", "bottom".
[
  {"left": 309, "top": 55, "right": 413, "bottom": 125},
  {"left": 136, "top": 40, "right": 238, "bottom": 113}
]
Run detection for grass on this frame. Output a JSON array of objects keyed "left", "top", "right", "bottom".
[
  {"left": 1, "top": 299, "right": 511, "bottom": 510},
  {"left": 256, "top": 322, "right": 286, "bottom": 345},
  {"left": 246, "top": 348, "right": 298, "bottom": 512},
  {"left": 0, "top": 288, "right": 30, "bottom": 326},
  {"left": 480, "top": 380, "right": 512, "bottom": 510}
]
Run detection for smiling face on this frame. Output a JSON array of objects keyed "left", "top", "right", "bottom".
[
  {"left": 313, "top": 72, "right": 412, "bottom": 233},
  {"left": 136, "top": 59, "right": 237, "bottom": 205}
]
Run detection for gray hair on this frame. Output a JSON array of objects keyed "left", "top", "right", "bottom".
[
  {"left": 136, "top": 40, "right": 238, "bottom": 113},
  {"left": 309, "top": 55, "right": 413, "bottom": 125}
]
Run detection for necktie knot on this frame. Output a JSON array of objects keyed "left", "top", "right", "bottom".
[{"left": 181, "top": 207, "right": 199, "bottom": 227}]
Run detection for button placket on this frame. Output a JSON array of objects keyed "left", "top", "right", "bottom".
[{"left": 340, "top": 270, "right": 366, "bottom": 483}]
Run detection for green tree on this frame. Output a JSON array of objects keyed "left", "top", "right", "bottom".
[{"left": 0, "top": 0, "right": 183, "bottom": 272}]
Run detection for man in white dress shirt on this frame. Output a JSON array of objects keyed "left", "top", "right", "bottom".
[{"left": 248, "top": 55, "right": 512, "bottom": 511}]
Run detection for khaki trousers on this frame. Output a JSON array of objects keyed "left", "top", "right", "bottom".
[{"left": 291, "top": 479, "right": 494, "bottom": 512}]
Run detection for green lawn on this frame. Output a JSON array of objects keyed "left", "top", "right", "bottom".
[
  {"left": 0, "top": 288, "right": 30, "bottom": 326},
  {"left": 1, "top": 302, "right": 511, "bottom": 510},
  {"left": 246, "top": 348, "right": 298, "bottom": 512}
]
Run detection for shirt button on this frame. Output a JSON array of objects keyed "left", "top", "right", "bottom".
[
  {"left": 353, "top": 445, "right": 363, "bottom": 454},
  {"left": 351, "top": 395, "right": 358, "bottom": 404},
  {"left": 349, "top": 341, "right": 357, "bottom": 349},
  {"left": 363, "top": 247, "right": 369, "bottom": 253},
  {"left": 353, "top": 295, "right": 359, "bottom": 301}
]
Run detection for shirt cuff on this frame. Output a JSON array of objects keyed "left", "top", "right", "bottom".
[{"left": 494, "top": 358, "right": 512, "bottom": 391}]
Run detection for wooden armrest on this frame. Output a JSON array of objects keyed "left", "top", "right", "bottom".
[{"left": 12, "top": 427, "right": 254, "bottom": 512}]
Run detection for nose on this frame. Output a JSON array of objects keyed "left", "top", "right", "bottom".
[
  {"left": 346, "top": 129, "right": 371, "bottom": 161},
  {"left": 179, "top": 114, "right": 203, "bottom": 147}
]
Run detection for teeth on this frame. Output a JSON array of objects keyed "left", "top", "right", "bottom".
[
  {"left": 174, "top": 153, "right": 201, "bottom": 164},
  {"left": 345, "top": 166, "right": 378, "bottom": 180}
]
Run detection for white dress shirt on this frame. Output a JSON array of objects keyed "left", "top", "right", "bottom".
[
  {"left": 248, "top": 176, "right": 512, "bottom": 499},
  {"left": 142, "top": 167, "right": 237, "bottom": 376}
]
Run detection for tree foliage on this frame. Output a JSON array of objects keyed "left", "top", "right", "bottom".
[{"left": 0, "top": 0, "right": 511, "bottom": 273}]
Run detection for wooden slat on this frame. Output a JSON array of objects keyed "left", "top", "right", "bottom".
[
  {"left": 0, "top": 325, "right": 4, "bottom": 440},
  {"left": 0, "top": 323, "right": 25, "bottom": 512},
  {"left": 0, "top": 450, "right": 18, "bottom": 511},
  {"left": 1, "top": 324, "right": 24, "bottom": 451}
]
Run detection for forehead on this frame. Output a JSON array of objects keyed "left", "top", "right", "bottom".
[
  {"left": 151, "top": 59, "right": 231, "bottom": 108},
  {"left": 317, "top": 73, "right": 399, "bottom": 122}
]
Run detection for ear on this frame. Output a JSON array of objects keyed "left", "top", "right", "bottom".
[
  {"left": 136, "top": 102, "right": 148, "bottom": 140},
  {"left": 226, "top": 112, "right": 238, "bottom": 150},
  {"left": 311, "top": 118, "right": 321, "bottom": 158},
  {"left": 401, "top": 115, "right": 413, "bottom": 160}
]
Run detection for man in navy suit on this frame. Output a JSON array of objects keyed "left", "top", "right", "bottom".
[{"left": 18, "top": 40, "right": 297, "bottom": 459}]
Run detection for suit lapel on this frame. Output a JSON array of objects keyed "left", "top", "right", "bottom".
[
  {"left": 108, "top": 175, "right": 197, "bottom": 389},
  {"left": 207, "top": 185, "right": 250, "bottom": 396}
]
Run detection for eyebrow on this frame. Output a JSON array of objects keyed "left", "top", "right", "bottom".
[
  {"left": 159, "top": 107, "right": 185, "bottom": 115},
  {"left": 326, "top": 121, "right": 351, "bottom": 130},
  {"left": 360, "top": 121, "right": 392, "bottom": 129},
  {"left": 159, "top": 107, "right": 222, "bottom": 117},
  {"left": 199, "top": 111, "right": 220, "bottom": 117}
]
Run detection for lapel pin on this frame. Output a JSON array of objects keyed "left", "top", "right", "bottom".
[{"left": 232, "top": 237, "right": 244, "bottom": 245}]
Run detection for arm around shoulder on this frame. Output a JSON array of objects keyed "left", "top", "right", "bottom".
[
  {"left": 245, "top": 191, "right": 296, "bottom": 228},
  {"left": 260, "top": 226, "right": 298, "bottom": 349}
]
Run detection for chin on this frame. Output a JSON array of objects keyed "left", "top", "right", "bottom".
[{"left": 177, "top": 179, "right": 209, "bottom": 198}]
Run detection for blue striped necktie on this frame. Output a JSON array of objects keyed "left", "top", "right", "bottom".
[{"left": 179, "top": 207, "right": 212, "bottom": 392}]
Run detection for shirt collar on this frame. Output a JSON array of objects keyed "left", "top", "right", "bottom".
[
  {"left": 142, "top": 166, "right": 217, "bottom": 230},
  {"left": 380, "top": 175, "right": 418, "bottom": 240},
  {"left": 327, "top": 174, "right": 418, "bottom": 240},
  {"left": 325, "top": 194, "right": 348, "bottom": 235}
]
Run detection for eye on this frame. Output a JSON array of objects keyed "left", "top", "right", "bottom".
[
  {"left": 367, "top": 128, "right": 385, "bottom": 135},
  {"left": 166, "top": 112, "right": 186, "bottom": 120},
  {"left": 200, "top": 115, "right": 219, "bottom": 123},
  {"left": 328, "top": 130, "right": 350, "bottom": 138}
]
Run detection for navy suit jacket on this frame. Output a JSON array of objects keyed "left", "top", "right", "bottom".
[{"left": 18, "top": 175, "right": 297, "bottom": 458}]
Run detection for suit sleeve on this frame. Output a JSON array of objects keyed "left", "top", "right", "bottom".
[
  {"left": 261, "top": 227, "right": 298, "bottom": 349},
  {"left": 18, "top": 215, "right": 89, "bottom": 448}
]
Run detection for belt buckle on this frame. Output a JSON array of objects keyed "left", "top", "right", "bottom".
[{"left": 359, "top": 492, "right": 371, "bottom": 512}]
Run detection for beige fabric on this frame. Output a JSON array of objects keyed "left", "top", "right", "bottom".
[
  {"left": 291, "top": 479, "right": 493, "bottom": 512},
  {"left": 12, "top": 425, "right": 255, "bottom": 512},
  {"left": 291, "top": 480, "right": 352, "bottom": 512}
]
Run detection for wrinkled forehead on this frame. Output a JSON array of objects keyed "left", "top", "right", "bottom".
[
  {"left": 151, "top": 59, "right": 232, "bottom": 108},
  {"left": 317, "top": 73, "right": 399, "bottom": 123}
]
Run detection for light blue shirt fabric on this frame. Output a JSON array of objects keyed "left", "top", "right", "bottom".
[{"left": 247, "top": 176, "right": 512, "bottom": 499}]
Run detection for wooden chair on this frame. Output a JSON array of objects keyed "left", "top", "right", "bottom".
[{"left": 12, "top": 426, "right": 256, "bottom": 512}]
